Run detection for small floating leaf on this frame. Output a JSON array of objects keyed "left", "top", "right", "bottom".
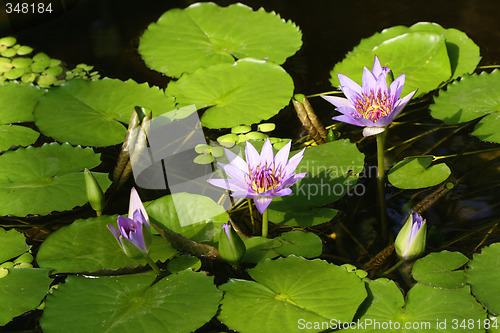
[
  {"left": 388, "top": 156, "right": 451, "bottom": 189},
  {"left": 139, "top": 2, "right": 302, "bottom": 77},
  {"left": 0, "top": 228, "right": 29, "bottom": 263},
  {"left": 0, "top": 37, "right": 16, "bottom": 47},
  {"left": 16, "top": 45, "right": 33, "bottom": 56},
  {"left": 193, "top": 154, "right": 213, "bottom": 164},
  {"left": 274, "top": 230, "right": 323, "bottom": 258},
  {"left": 257, "top": 122, "right": 276, "bottom": 132},
  {"left": 231, "top": 125, "right": 252, "bottom": 134},
  {"left": 166, "top": 59, "right": 294, "bottom": 129}
]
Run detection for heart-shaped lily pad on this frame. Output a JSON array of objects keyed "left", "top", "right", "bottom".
[
  {"left": 466, "top": 243, "right": 500, "bottom": 315},
  {"left": 0, "top": 268, "right": 52, "bottom": 326},
  {"left": 34, "top": 78, "right": 176, "bottom": 147},
  {"left": 36, "top": 215, "right": 178, "bottom": 274},
  {"left": 0, "top": 228, "right": 29, "bottom": 263},
  {"left": 274, "top": 230, "right": 323, "bottom": 258},
  {"left": 165, "top": 58, "right": 294, "bottom": 128},
  {"left": 356, "top": 279, "right": 486, "bottom": 332},
  {"left": 219, "top": 256, "right": 367, "bottom": 333},
  {"left": 41, "top": 270, "right": 222, "bottom": 333},
  {"left": 331, "top": 31, "right": 452, "bottom": 98},
  {"left": 0, "top": 143, "right": 111, "bottom": 216},
  {"left": 139, "top": 2, "right": 302, "bottom": 77},
  {"left": 412, "top": 251, "right": 469, "bottom": 289},
  {"left": 388, "top": 156, "right": 451, "bottom": 189},
  {"left": 430, "top": 70, "right": 500, "bottom": 144},
  {"left": 0, "top": 83, "right": 44, "bottom": 151}
]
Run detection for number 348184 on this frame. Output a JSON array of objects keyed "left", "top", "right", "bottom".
[{"left": 6, "top": 3, "right": 53, "bottom": 14}]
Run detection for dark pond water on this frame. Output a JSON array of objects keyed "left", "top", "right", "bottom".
[{"left": 1, "top": 0, "right": 500, "bottom": 330}]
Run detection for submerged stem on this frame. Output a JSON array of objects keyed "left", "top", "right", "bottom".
[
  {"left": 262, "top": 209, "right": 269, "bottom": 238},
  {"left": 247, "top": 199, "right": 255, "bottom": 235}
]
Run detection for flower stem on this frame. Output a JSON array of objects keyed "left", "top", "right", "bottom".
[
  {"left": 145, "top": 254, "right": 161, "bottom": 275},
  {"left": 247, "top": 199, "right": 255, "bottom": 234},
  {"left": 262, "top": 209, "right": 269, "bottom": 238},
  {"left": 381, "top": 259, "right": 403, "bottom": 276},
  {"left": 376, "top": 131, "right": 388, "bottom": 241}
]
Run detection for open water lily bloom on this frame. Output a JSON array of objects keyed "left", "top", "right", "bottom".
[
  {"left": 108, "top": 188, "right": 152, "bottom": 258},
  {"left": 208, "top": 139, "right": 306, "bottom": 214},
  {"left": 322, "top": 55, "right": 416, "bottom": 136}
]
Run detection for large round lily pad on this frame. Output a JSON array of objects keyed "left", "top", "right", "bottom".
[
  {"left": 219, "top": 256, "right": 367, "bottom": 333},
  {"left": 0, "top": 143, "right": 111, "bottom": 216},
  {"left": 430, "top": 70, "right": 500, "bottom": 143},
  {"left": 36, "top": 215, "right": 178, "bottom": 274},
  {"left": 330, "top": 31, "right": 452, "bottom": 98},
  {"left": 139, "top": 2, "right": 302, "bottom": 77},
  {"left": 466, "top": 243, "right": 500, "bottom": 315},
  {"left": 165, "top": 58, "right": 294, "bottom": 128},
  {"left": 34, "top": 78, "right": 176, "bottom": 147},
  {"left": 388, "top": 156, "right": 451, "bottom": 189},
  {"left": 412, "top": 251, "right": 469, "bottom": 289},
  {"left": 41, "top": 270, "right": 222, "bottom": 333}
]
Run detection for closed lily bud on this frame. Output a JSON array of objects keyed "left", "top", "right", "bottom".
[
  {"left": 218, "top": 222, "right": 246, "bottom": 266},
  {"left": 395, "top": 211, "right": 427, "bottom": 260},
  {"left": 84, "top": 168, "right": 105, "bottom": 216}
]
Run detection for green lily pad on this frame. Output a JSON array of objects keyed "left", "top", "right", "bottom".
[
  {"left": 219, "top": 256, "right": 367, "bottom": 333},
  {"left": 0, "top": 228, "right": 29, "bottom": 263},
  {"left": 388, "top": 156, "right": 451, "bottom": 189},
  {"left": 268, "top": 197, "right": 338, "bottom": 227},
  {"left": 430, "top": 70, "right": 500, "bottom": 143},
  {"left": 166, "top": 59, "right": 294, "bottom": 129},
  {"left": 145, "top": 192, "right": 228, "bottom": 245},
  {"left": 0, "top": 124, "right": 39, "bottom": 152},
  {"left": 466, "top": 243, "right": 500, "bottom": 315},
  {"left": 274, "top": 230, "right": 323, "bottom": 258},
  {"left": 36, "top": 215, "right": 178, "bottom": 274},
  {"left": 412, "top": 251, "right": 469, "bottom": 288},
  {"left": 0, "top": 83, "right": 44, "bottom": 123},
  {"left": 139, "top": 2, "right": 302, "bottom": 78},
  {"left": 166, "top": 254, "right": 202, "bottom": 273},
  {"left": 355, "top": 279, "right": 486, "bottom": 332},
  {"left": 41, "top": 270, "right": 222, "bottom": 333},
  {"left": 348, "top": 22, "right": 480, "bottom": 81},
  {"left": 34, "top": 78, "right": 176, "bottom": 147},
  {"left": 331, "top": 31, "right": 452, "bottom": 98},
  {"left": 269, "top": 139, "right": 365, "bottom": 211},
  {"left": 0, "top": 268, "right": 52, "bottom": 326},
  {"left": 242, "top": 236, "right": 281, "bottom": 263},
  {"left": 0, "top": 143, "right": 112, "bottom": 216}
]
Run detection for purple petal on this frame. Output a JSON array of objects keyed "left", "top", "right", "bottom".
[
  {"left": 333, "top": 115, "right": 366, "bottom": 127},
  {"left": 273, "top": 140, "right": 291, "bottom": 171},
  {"left": 117, "top": 216, "right": 134, "bottom": 232},
  {"left": 282, "top": 148, "right": 306, "bottom": 178},
  {"left": 335, "top": 106, "right": 359, "bottom": 117},
  {"left": 392, "top": 90, "right": 416, "bottom": 115},
  {"left": 128, "top": 226, "right": 147, "bottom": 253},
  {"left": 355, "top": 116, "right": 377, "bottom": 127},
  {"left": 372, "top": 116, "right": 393, "bottom": 127},
  {"left": 338, "top": 74, "right": 362, "bottom": 101},
  {"left": 231, "top": 189, "right": 257, "bottom": 198},
  {"left": 219, "top": 163, "right": 247, "bottom": 182},
  {"left": 207, "top": 178, "right": 247, "bottom": 192},
  {"left": 128, "top": 188, "right": 149, "bottom": 224},
  {"left": 362, "top": 66, "right": 377, "bottom": 88},
  {"left": 133, "top": 209, "right": 150, "bottom": 229},
  {"left": 280, "top": 172, "right": 307, "bottom": 189},
  {"left": 245, "top": 140, "right": 260, "bottom": 170},
  {"left": 321, "top": 95, "right": 353, "bottom": 109},
  {"left": 222, "top": 223, "right": 231, "bottom": 239},
  {"left": 108, "top": 225, "right": 121, "bottom": 241},
  {"left": 224, "top": 149, "right": 248, "bottom": 172},
  {"left": 273, "top": 188, "right": 293, "bottom": 197},
  {"left": 254, "top": 196, "right": 273, "bottom": 214},
  {"left": 339, "top": 82, "right": 363, "bottom": 105},
  {"left": 260, "top": 139, "right": 274, "bottom": 167},
  {"left": 371, "top": 55, "right": 383, "bottom": 76},
  {"left": 389, "top": 73, "right": 405, "bottom": 102}
]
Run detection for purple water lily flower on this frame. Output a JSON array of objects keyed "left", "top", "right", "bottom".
[
  {"left": 322, "top": 55, "right": 416, "bottom": 136},
  {"left": 108, "top": 188, "right": 152, "bottom": 258},
  {"left": 208, "top": 139, "right": 306, "bottom": 214}
]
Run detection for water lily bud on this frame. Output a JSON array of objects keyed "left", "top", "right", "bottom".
[
  {"left": 218, "top": 222, "right": 246, "bottom": 266},
  {"left": 84, "top": 168, "right": 105, "bottom": 216},
  {"left": 395, "top": 211, "right": 427, "bottom": 260}
]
